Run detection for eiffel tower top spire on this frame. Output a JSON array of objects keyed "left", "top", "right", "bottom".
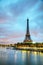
[
  {"left": 26, "top": 18, "right": 29, "bottom": 34},
  {"left": 24, "top": 18, "right": 32, "bottom": 43}
]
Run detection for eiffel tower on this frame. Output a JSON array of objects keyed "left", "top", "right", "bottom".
[{"left": 24, "top": 19, "right": 32, "bottom": 43}]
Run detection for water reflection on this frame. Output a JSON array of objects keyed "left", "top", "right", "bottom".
[{"left": 0, "top": 47, "right": 43, "bottom": 65}]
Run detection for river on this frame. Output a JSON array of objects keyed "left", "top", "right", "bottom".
[{"left": 0, "top": 47, "right": 43, "bottom": 65}]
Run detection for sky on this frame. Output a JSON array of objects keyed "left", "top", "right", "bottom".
[{"left": 0, "top": 0, "right": 43, "bottom": 44}]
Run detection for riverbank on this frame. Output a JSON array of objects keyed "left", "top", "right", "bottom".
[{"left": 14, "top": 47, "right": 43, "bottom": 52}]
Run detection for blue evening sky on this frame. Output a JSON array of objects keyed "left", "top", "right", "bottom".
[{"left": 0, "top": 0, "right": 43, "bottom": 43}]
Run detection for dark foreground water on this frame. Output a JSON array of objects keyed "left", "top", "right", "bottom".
[{"left": 0, "top": 47, "right": 43, "bottom": 65}]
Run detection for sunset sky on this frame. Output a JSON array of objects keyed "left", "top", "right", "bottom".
[{"left": 0, "top": 0, "right": 43, "bottom": 44}]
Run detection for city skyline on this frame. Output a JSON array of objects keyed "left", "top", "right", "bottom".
[{"left": 0, "top": 0, "right": 43, "bottom": 44}]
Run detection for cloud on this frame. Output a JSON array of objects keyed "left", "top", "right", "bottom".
[
  {"left": 0, "top": 13, "right": 7, "bottom": 23},
  {"left": 37, "top": 1, "right": 43, "bottom": 12},
  {"left": 0, "top": 31, "right": 24, "bottom": 43},
  {"left": 0, "top": 0, "right": 43, "bottom": 43},
  {"left": 8, "top": 0, "right": 38, "bottom": 16}
]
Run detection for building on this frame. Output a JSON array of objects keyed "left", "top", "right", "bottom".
[{"left": 24, "top": 19, "right": 32, "bottom": 43}]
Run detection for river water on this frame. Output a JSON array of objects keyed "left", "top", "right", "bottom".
[{"left": 0, "top": 47, "right": 43, "bottom": 65}]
